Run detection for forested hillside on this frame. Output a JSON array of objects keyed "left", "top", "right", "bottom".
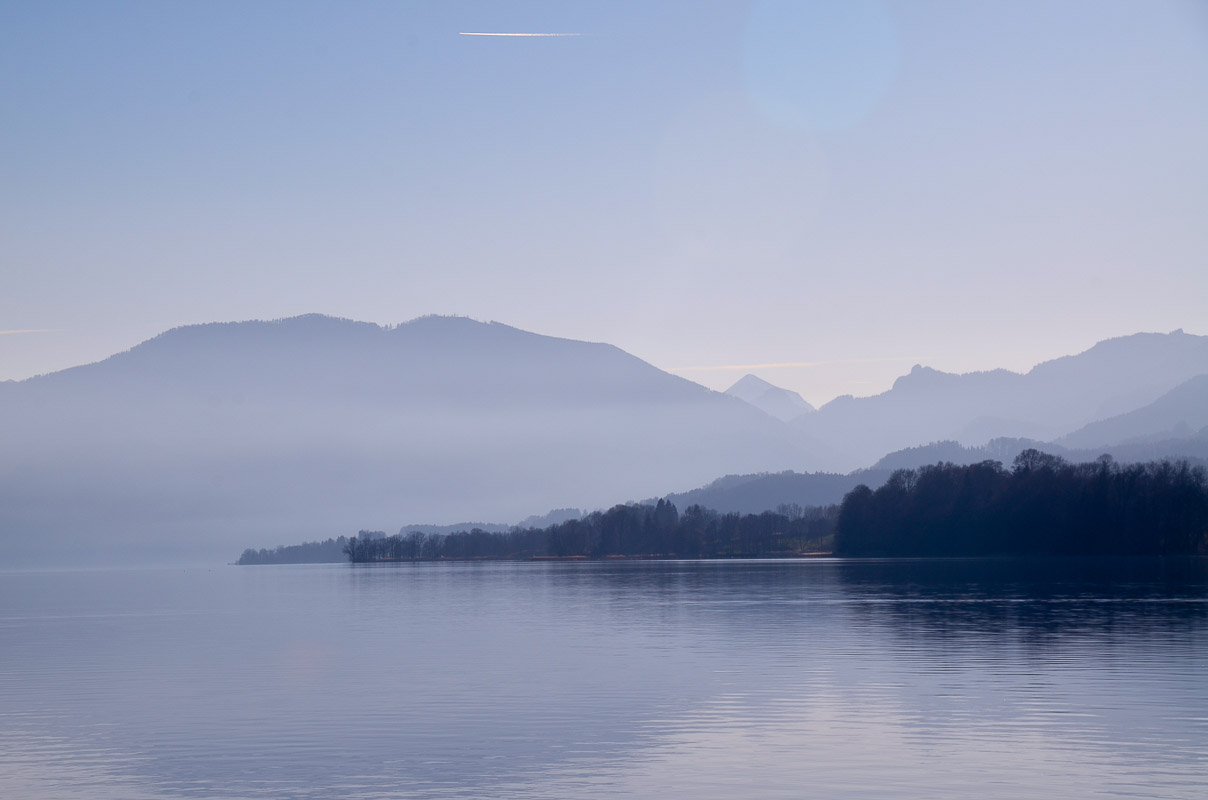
[{"left": 837, "top": 452, "right": 1208, "bottom": 556}]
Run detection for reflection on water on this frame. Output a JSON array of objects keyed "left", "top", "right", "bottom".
[{"left": 1, "top": 559, "right": 1206, "bottom": 799}]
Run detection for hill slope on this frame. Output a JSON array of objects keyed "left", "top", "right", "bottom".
[
  {"left": 1058, "top": 374, "right": 1208, "bottom": 449},
  {"left": 724, "top": 374, "right": 815, "bottom": 421},
  {"left": 0, "top": 315, "right": 820, "bottom": 565},
  {"left": 794, "top": 330, "right": 1208, "bottom": 471}
]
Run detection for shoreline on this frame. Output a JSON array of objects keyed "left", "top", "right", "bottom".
[{"left": 345, "top": 551, "right": 836, "bottom": 564}]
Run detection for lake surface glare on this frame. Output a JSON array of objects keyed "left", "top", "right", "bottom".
[{"left": 2, "top": 559, "right": 1206, "bottom": 799}]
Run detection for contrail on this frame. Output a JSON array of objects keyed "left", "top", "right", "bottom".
[
  {"left": 459, "top": 32, "right": 582, "bottom": 37},
  {"left": 0, "top": 328, "right": 67, "bottom": 335}
]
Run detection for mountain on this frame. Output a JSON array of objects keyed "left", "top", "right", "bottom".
[
  {"left": 868, "top": 436, "right": 1208, "bottom": 473},
  {"left": 0, "top": 315, "right": 822, "bottom": 565},
  {"left": 794, "top": 330, "right": 1208, "bottom": 471},
  {"left": 663, "top": 469, "right": 882, "bottom": 515},
  {"left": 662, "top": 431, "right": 1208, "bottom": 519},
  {"left": 724, "top": 374, "right": 815, "bottom": 421},
  {"left": 1057, "top": 374, "right": 1208, "bottom": 449}
]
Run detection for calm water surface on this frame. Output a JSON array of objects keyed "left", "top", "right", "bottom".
[{"left": 1, "top": 559, "right": 1206, "bottom": 799}]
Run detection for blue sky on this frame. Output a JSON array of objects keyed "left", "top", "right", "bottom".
[{"left": 3, "top": 0, "right": 1206, "bottom": 404}]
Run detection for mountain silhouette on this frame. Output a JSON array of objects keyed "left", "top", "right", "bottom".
[
  {"left": 724, "top": 374, "right": 815, "bottom": 421},
  {"left": 1058, "top": 374, "right": 1208, "bottom": 449},
  {"left": 662, "top": 431, "right": 1208, "bottom": 518},
  {"left": 662, "top": 469, "right": 878, "bottom": 515},
  {"left": 794, "top": 330, "right": 1208, "bottom": 471},
  {"left": 4, "top": 318, "right": 1204, "bottom": 564},
  {"left": 0, "top": 315, "right": 822, "bottom": 564}
]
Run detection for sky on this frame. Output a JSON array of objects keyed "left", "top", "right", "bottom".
[{"left": 2, "top": 0, "right": 1206, "bottom": 406}]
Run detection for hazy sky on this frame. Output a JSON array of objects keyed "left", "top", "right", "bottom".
[{"left": 3, "top": 0, "right": 1206, "bottom": 406}]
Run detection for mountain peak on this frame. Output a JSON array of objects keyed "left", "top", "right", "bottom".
[
  {"left": 0, "top": 315, "right": 818, "bottom": 564},
  {"left": 891, "top": 364, "right": 947, "bottom": 391},
  {"left": 1030, "top": 329, "right": 1208, "bottom": 377},
  {"left": 727, "top": 374, "right": 778, "bottom": 394},
  {"left": 796, "top": 328, "right": 1208, "bottom": 471},
  {"left": 725, "top": 373, "right": 815, "bottom": 421}
]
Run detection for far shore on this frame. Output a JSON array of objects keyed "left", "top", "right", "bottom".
[{"left": 348, "top": 551, "right": 837, "bottom": 564}]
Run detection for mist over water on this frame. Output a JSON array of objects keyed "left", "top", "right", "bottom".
[
  {"left": 2, "top": 559, "right": 1205, "bottom": 799},
  {"left": 0, "top": 316, "right": 824, "bottom": 566},
  {"left": 5, "top": 3, "right": 1207, "bottom": 795}
]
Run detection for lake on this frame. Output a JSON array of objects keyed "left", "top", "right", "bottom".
[{"left": 2, "top": 558, "right": 1206, "bottom": 799}]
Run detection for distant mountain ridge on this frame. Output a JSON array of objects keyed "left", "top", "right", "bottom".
[
  {"left": 3, "top": 316, "right": 1205, "bottom": 565},
  {"left": 1057, "top": 374, "right": 1208, "bottom": 449},
  {"left": 724, "top": 374, "right": 815, "bottom": 421},
  {"left": 660, "top": 434, "right": 1208, "bottom": 517},
  {"left": 0, "top": 314, "right": 822, "bottom": 565},
  {"left": 662, "top": 469, "right": 880, "bottom": 516},
  {"left": 794, "top": 330, "right": 1208, "bottom": 471}
]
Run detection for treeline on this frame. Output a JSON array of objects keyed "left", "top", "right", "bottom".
[
  {"left": 245, "top": 453, "right": 1208, "bottom": 564},
  {"left": 342, "top": 500, "right": 837, "bottom": 563},
  {"left": 343, "top": 527, "right": 550, "bottom": 562},
  {"left": 836, "top": 451, "right": 1208, "bottom": 556},
  {"left": 237, "top": 536, "right": 349, "bottom": 565}
]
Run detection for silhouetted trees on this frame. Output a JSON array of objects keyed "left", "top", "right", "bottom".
[
  {"left": 836, "top": 452, "right": 1208, "bottom": 556},
  {"left": 237, "top": 536, "right": 349, "bottom": 564},
  {"left": 245, "top": 454, "right": 1208, "bottom": 564},
  {"left": 341, "top": 500, "right": 837, "bottom": 563},
  {"left": 342, "top": 526, "right": 556, "bottom": 563}
]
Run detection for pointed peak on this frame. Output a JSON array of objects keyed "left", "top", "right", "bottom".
[
  {"left": 724, "top": 373, "right": 815, "bottom": 420},
  {"left": 893, "top": 364, "right": 938, "bottom": 387},
  {"left": 725, "top": 373, "right": 776, "bottom": 394}
]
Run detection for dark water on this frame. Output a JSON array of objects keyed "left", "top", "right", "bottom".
[{"left": 2, "top": 559, "right": 1206, "bottom": 799}]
